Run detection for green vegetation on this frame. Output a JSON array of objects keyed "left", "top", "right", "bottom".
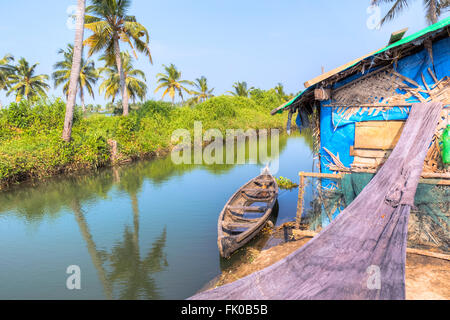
[
  {"left": 275, "top": 176, "right": 298, "bottom": 190},
  {"left": 154, "top": 64, "right": 193, "bottom": 103},
  {"left": 228, "top": 81, "right": 255, "bottom": 97},
  {"left": 0, "top": 90, "right": 287, "bottom": 188},
  {"left": 84, "top": 0, "right": 152, "bottom": 116},
  {"left": 191, "top": 76, "right": 214, "bottom": 103},
  {"left": 0, "top": 54, "right": 14, "bottom": 108},
  {"left": 0, "top": 0, "right": 298, "bottom": 189},
  {"left": 99, "top": 51, "right": 147, "bottom": 104},
  {"left": 53, "top": 44, "right": 99, "bottom": 112},
  {"left": 6, "top": 58, "right": 50, "bottom": 102}
]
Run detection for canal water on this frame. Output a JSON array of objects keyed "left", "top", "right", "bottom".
[{"left": 0, "top": 131, "right": 314, "bottom": 299}]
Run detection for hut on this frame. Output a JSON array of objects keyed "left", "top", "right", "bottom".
[{"left": 272, "top": 18, "right": 449, "bottom": 251}]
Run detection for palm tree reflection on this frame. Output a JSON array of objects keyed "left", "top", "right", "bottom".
[
  {"left": 72, "top": 187, "right": 168, "bottom": 300},
  {"left": 71, "top": 199, "right": 113, "bottom": 299},
  {"left": 108, "top": 226, "right": 168, "bottom": 299}
]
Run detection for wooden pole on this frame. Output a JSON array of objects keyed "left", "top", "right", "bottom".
[{"left": 295, "top": 174, "right": 306, "bottom": 229}]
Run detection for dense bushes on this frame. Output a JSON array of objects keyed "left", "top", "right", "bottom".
[{"left": 0, "top": 91, "right": 287, "bottom": 187}]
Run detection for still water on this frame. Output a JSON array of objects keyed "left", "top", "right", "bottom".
[{"left": 0, "top": 131, "right": 314, "bottom": 299}]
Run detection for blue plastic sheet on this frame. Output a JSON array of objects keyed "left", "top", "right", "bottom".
[{"left": 319, "top": 37, "right": 450, "bottom": 226}]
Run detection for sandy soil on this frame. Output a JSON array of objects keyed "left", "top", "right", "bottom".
[{"left": 214, "top": 235, "right": 450, "bottom": 300}]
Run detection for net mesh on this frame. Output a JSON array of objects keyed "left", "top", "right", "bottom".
[{"left": 308, "top": 173, "right": 449, "bottom": 253}]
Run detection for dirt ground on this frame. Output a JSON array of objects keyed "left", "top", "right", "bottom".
[{"left": 214, "top": 236, "right": 450, "bottom": 300}]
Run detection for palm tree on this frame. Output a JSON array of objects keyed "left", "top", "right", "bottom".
[
  {"left": 228, "top": 81, "right": 254, "bottom": 97},
  {"left": 63, "top": 0, "right": 86, "bottom": 142},
  {"left": 191, "top": 76, "right": 214, "bottom": 103},
  {"left": 84, "top": 0, "right": 152, "bottom": 116},
  {"left": 274, "top": 83, "right": 294, "bottom": 102},
  {"left": 154, "top": 64, "right": 193, "bottom": 103},
  {"left": 53, "top": 44, "right": 99, "bottom": 112},
  {"left": 99, "top": 51, "right": 147, "bottom": 104},
  {"left": 6, "top": 58, "right": 50, "bottom": 102},
  {"left": 371, "top": 0, "right": 449, "bottom": 26},
  {"left": 0, "top": 54, "right": 14, "bottom": 108}
]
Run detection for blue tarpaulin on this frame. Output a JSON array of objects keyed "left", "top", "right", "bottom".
[{"left": 319, "top": 36, "right": 450, "bottom": 226}]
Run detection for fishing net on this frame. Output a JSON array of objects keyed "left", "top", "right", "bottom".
[
  {"left": 314, "top": 173, "right": 449, "bottom": 253},
  {"left": 190, "top": 102, "right": 443, "bottom": 300}
]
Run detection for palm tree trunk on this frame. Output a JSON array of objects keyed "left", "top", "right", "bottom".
[
  {"left": 429, "top": 0, "right": 437, "bottom": 24},
  {"left": 62, "top": 0, "right": 85, "bottom": 142},
  {"left": 79, "top": 86, "right": 85, "bottom": 113},
  {"left": 113, "top": 37, "right": 129, "bottom": 116}
]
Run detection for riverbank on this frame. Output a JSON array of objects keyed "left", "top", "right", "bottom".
[
  {"left": 210, "top": 226, "right": 450, "bottom": 300},
  {"left": 0, "top": 92, "right": 288, "bottom": 190}
]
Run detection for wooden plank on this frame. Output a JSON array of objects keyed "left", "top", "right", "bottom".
[
  {"left": 241, "top": 188, "right": 276, "bottom": 192},
  {"left": 406, "top": 248, "right": 450, "bottom": 261},
  {"left": 421, "top": 172, "right": 450, "bottom": 179},
  {"left": 314, "top": 88, "right": 331, "bottom": 101},
  {"left": 391, "top": 70, "right": 421, "bottom": 88},
  {"left": 354, "top": 121, "right": 405, "bottom": 150},
  {"left": 225, "top": 222, "right": 255, "bottom": 229},
  {"left": 299, "top": 172, "right": 343, "bottom": 179},
  {"left": 350, "top": 146, "right": 392, "bottom": 158},
  {"left": 352, "top": 156, "right": 382, "bottom": 166},
  {"left": 228, "top": 206, "right": 266, "bottom": 212},
  {"left": 323, "top": 103, "right": 413, "bottom": 108}
]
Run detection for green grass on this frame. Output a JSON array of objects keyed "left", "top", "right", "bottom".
[{"left": 0, "top": 90, "right": 287, "bottom": 188}]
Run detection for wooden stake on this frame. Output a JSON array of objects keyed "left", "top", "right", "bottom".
[{"left": 295, "top": 174, "right": 306, "bottom": 229}]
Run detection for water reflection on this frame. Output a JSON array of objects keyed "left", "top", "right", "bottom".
[
  {"left": 109, "top": 226, "right": 168, "bottom": 299},
  {"left": 0, "top": 131, "right": 313, "bottom": 299},
  {"left": 71, "top": 199, "right": 113, "bottom": 299}
]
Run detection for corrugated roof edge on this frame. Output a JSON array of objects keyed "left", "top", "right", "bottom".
[{"left": 272, "top": 16, "right": 450, "bottom": 115}]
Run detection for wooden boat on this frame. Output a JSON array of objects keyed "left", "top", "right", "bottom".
[{"left": 218, "top": 168, "right": 279, "bottom": 258}]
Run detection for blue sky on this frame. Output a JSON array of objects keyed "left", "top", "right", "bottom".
[{"left": 0, "top": 0, "right": 448, "bottom": 106}]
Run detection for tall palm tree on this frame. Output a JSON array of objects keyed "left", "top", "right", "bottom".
[
  {"left": 99, "top": 51, "right": 147, "bottom": 104},
  {"left": 53, "top": 44, "right": 99, "bottom": 112},
  {"left": 228, "top": 81, "right": 254, "bottom": 97},
  {"left": 84, "top": 0, "right": 152, "bottom": 116},
  {"left": 191, "top": 76, "right": 214, "bottom": 103},
  {"left": 154, "top": 64, "right": 192, "bottom": 103},
  {"left": 6, "top": 58, "right": 50, "bottom": 102},
  {"left": 371, "top": 0, "right": 449, "bottom": 26},
  {"left": 0, "top": 54, "right": 14, "bottom": 108},
  {"left": 63, "top": 0, "right": 86, "bottom": 142}
]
